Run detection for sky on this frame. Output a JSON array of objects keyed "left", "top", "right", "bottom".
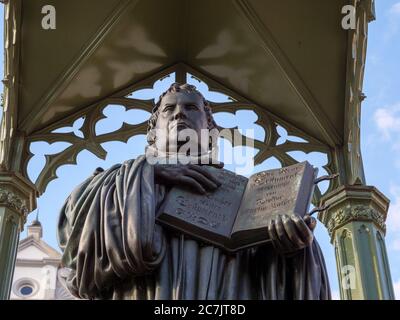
[
  {"left": 361, "top": 0, "right": 400, "bottom": 300},
  {"left": 0, "top": 1, "right": 399, "bottom": 300}
]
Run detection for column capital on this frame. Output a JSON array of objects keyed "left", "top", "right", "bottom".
[
  {"left": 318, "top": 185, "right": 389, "bottom": 240},
  {"left": 0, "top": 172, "right": 37, "bottom": 227}
]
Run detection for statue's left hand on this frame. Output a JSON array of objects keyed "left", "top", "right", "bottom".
[{"left": 267, "top": 215, "right": 317, "bottom": 255}]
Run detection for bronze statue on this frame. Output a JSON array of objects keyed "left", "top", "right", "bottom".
[{"left": 57, "top": 83, "right": 331, "bottom": 300}]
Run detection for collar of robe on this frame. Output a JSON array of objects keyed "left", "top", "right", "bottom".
[{"left": 144, "top": 144, "right": 219, "bottom": 165}]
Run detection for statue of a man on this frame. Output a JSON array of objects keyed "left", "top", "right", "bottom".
[{"left": 57, "top": 83, "right": 331, "bottom": 300}]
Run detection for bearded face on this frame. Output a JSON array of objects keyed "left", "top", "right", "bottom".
[{"left": 153, "top": 90, "right": 210, "bottom": 155}]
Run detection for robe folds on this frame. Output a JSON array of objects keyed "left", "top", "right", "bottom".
[{"left": 57, "top": 156, "right": 331, "bottom": 300}]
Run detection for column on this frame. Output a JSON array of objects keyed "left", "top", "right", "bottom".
[
  {"left": 0, "top": 172, "right": 36, "bottom": 300},
  {"left": 319, "top": 185, "right": 395, "bottom": 300}
]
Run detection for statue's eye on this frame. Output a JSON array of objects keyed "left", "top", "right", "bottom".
[
  {"left": 186, "top": 104, "right": 199, "bottom": 110},
  {"left": 163, "top": 104, "right": 175, "bottom": 112}
]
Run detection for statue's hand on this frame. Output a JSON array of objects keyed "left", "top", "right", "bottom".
[
  {"left": 267, "top": 215, "right": 317, "bottom": 255},
  {"left": 154, "top": 163, "right": 223, "bottom": 194}
]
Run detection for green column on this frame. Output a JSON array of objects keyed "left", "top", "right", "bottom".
[
  {"left": 0, "top": 172, "right": 36, "bottom": 300},
  {"left": 319, "top": 185, "right": 395, "bottom": 300},
  {"left": 0, "top": 206, "right": 21, "bottom": 299}
]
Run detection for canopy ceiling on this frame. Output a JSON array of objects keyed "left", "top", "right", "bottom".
[{"left": 16, "top": 0, "right": 360, "bottom": 146}]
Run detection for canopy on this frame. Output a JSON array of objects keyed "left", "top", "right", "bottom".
[{"left": 15, "top": 0, "right": 374, "bottom": 147}]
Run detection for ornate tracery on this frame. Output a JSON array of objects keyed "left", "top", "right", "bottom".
[{"left": 21, "top": 64, "right": 336, "bottom": 202}]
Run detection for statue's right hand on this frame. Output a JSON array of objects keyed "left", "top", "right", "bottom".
[{"left": 154, "top": 163, "right": 222, "bottom": 194}]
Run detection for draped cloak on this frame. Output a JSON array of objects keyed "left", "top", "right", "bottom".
[{"left": 57, "top": 156, "right": 331, "bottom": 300}]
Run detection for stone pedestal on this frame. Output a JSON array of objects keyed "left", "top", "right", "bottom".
[
  {"left": 319, "top": 185, "right": 395, "bottom": 300},
  {"left": 0, "top": 172, "right": 36, "bottom": 300}
]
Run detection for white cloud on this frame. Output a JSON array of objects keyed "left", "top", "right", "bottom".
[
  {"left": 390, "top": 3, "right": 400, "bottom": 15},
  {"left": 394, "top": 279, "right": 400, "bottom": 300},
  {"left": 374, "top": 103, "right": 400, "bottom": 139},
  {"left": 384, "top": 3, "right": 400, "bottom": 40}
]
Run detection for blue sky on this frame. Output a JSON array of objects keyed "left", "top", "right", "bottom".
[
  {"left": 0, "top": 1, "right": 399, "bottom": 300},
  {"left": 361, "top": 0, "right": 400, "bottom": 300}
]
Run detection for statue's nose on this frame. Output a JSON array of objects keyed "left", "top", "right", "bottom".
[{"left": 173, "top": 104, "right": 187, "bottom": 120}]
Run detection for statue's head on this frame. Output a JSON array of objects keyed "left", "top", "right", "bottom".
[{"left": 147, "top": 83, "right": 218, "bottom": 155}]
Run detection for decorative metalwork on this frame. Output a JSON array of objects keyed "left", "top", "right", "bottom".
[
  {"left": 343, "top": 0, "right": 375, "bottom": 185},
  {"left": 22, "top": 64, "right": 336, "bottom": 199},
  {"left": 0, "top": 187, "right": 28, "bottom": 217},
  {"left": 0, "top": 0, "right": 22, "bottom": 171},
  {"left": 326, "top": 205, "right": 386, "bottom": 238}
]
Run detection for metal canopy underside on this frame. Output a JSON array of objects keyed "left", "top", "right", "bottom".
[{"left": 17, "top": 0, "right": 351, "bottom": 147}]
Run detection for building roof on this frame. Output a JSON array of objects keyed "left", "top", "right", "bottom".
[
  {"left": 30, "top": 219, "right": 42, "bottom": 227},
  {"left": 16, "top": 235, "right": 62, "bottom": 265}
]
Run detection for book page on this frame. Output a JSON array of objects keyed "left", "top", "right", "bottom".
[
  {"left": 231, "top": 163, "right": 307, "bottom": 234},
  {"left": 160, "top": 166, "right": 248, "bottom": 238}
]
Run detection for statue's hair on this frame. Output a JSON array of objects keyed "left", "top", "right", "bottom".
[{"left": 147, "top": 83, "right": 218, "bottom": 145}]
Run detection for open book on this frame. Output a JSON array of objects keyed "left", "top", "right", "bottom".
[{"left": 156, "top": 161, "right": 317, "bottom": 253}]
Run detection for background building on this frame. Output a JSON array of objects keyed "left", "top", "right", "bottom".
[{"left": 11, "top": 218, "right": 75, "bottom": 300}]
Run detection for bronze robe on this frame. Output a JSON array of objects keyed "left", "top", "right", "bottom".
[{"left": 57, "top": 156, "right": 331, "bottom": 300}]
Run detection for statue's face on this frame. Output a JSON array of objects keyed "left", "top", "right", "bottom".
[{"left": 154, "top": 91, "right": 209, "bottom": 153}]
